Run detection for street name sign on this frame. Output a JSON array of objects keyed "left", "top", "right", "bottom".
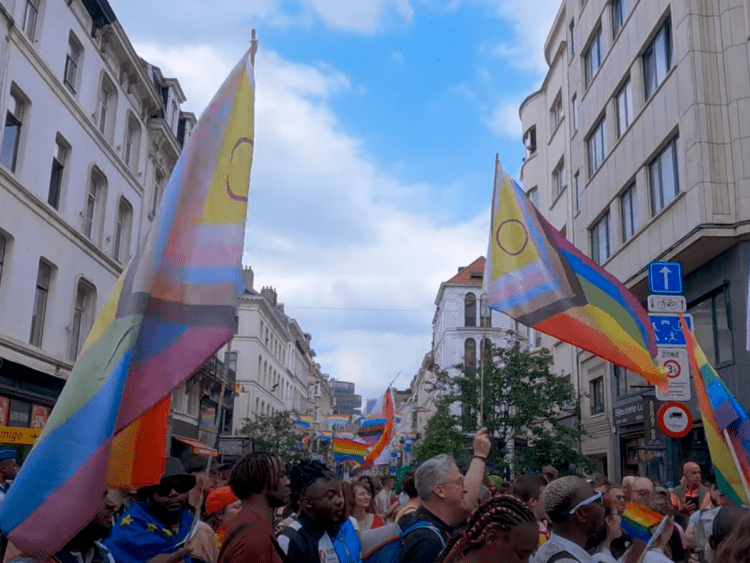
[
  {"left": 657, "top": 402, "right": 693, "bottom": 438},
  {"left": 647, "top": 295, "right": 687, "bottom": 313},
  {"left": 648, "top": 261, "right": 683, "bottom": 295},
  {"left": 649, "top": 314, "right": 693, "bottom": 346},
  {"left": 655, "top": 348, "right": 691, "bottom": 401}
]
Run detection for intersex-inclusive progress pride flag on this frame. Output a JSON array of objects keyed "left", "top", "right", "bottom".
[{"left": 0, "top": 49, "right": 257, "bottom": 558}]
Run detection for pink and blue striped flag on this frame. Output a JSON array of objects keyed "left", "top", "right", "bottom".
[{"left": 0, "top": 49, "right": 256, "bottom": 558}]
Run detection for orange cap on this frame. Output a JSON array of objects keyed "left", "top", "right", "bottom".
[{"left": 205, "top": 486, "right": 238, "bottom": 514}]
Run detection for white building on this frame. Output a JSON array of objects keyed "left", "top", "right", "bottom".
[
  {"left": 0, "top": 0, "right": 192, "bottom": 436},
  {"left": 519, "top": 0, "right": 750, "bottom": 483}
]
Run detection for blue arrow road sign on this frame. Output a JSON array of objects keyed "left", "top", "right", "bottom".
[
  {"left": 648, "top": 261, "right": 683, "bottom": 295},
  {"left": 649, "top": 314, "right": 693, "bottom": 346}
]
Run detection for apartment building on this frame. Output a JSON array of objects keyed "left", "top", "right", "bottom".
[
  {"left": 0, "top": 0, "right": 193, "bottom": 445},
  {"left": 520, "top": 0, "right": 750, "bottom": 483}
]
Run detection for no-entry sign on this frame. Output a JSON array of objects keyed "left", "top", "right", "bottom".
[{"left": 657, "top": 402, "right": 693, "bottom": 438}]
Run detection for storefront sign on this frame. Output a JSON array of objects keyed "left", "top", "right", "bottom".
[
  {"left": 614, "top": 401, "right": 644, "bottom": 427},
  {"left": 0, "top": 426, "right": 41, "bottom": 445},
  {"left": 30, "top": 404, "right": 50, "bottom": 429},
  {"left": 8, "top": 399, "right": 30, "bottom": 427},
  {"left": 644, "top": 397, "right": 665, "bottom": 448},
  {"left": 658, "top": 402, "right": 693, "bottom": 438}
]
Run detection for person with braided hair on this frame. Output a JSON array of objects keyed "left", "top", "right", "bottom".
[
  {"left": 217, "top": 452, "right": 290, "bottom": 563},
  {"left": 277, "top": 459, "right": 361, "bottom": 563},
  {"left": 434, "top": 495, "right": 539, "bottom": 563}
]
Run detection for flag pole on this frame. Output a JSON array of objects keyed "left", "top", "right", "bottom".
[{"left": 722, "top": 428, "right": 750, "bottom": 503}]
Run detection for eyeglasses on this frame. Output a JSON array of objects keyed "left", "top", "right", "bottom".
[
  {"left": 440, "top": 476, "right": 465, "bottom": 489},
  {"left": 569, "top": 491, "right": 603, "bottom": 514},
  {"left": 155, "top": 481, "right": 193, "bottom": 496}
]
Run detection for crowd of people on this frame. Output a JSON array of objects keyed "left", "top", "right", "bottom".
[{"left": 0, "top": 439, "right": 748, "bottom": 563}]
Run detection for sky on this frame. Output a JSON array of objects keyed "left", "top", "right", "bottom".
[{"left": 110, "top": 0, "right": 562, "bottom": 404}]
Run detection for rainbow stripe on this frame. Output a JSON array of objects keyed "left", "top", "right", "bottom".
[
  {"left": 333, "top": 437, "right": 368, "bottom": 464},
  {"left": 365, "top": 390, "right": 395, "bottom": 466},
  {"left": 324, "top": 414, "right": 349, "bottom": 426},
  {"left": 0, "top": 50, "right": 256, "bottom": 558},
  {"left": 293, "top": 414, "right": 313, "bottom": 428},
  {"left": 681, "top": 316, "right": 750, "bottom": 505},
  {"left": 621, "top": 502, "right": 664, "bottom": 542},
  {"left": 394, "top": 412, "right": 402, "bottom": 424},
  {"left": 485, "top": 160, "right": 666, "bottom": 389}
]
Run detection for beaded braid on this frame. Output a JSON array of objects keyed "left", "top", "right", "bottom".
[{"left": 435, "top": 495, "right": 536, "bottom": 563}]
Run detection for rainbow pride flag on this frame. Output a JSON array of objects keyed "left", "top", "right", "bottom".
[
  {"left": 621, "top": 502, "right": 664, "bottom": 542},
  {"left": 394, "top": 412, "right": 402, "bottom": 424},
  {"left": 484, "top": 158, "right": 665, "bottom": 388},
  {"left": 681, "top": 316, "right": 750, "bottom": 505},
  {"left": 0, "top": 49, "right": 256, "bottom": 558},
  {"left": 333, "top": 437, "right": 368, "bottom": 464},
  {"left": 292, "top": 413, "right": 313, "bottom": 428},
  {"left": 324, "top": 414, "right": 349, "bottom": 426},
  {"left": 365, "top": 389, "right": 395, "bottom": 465}
]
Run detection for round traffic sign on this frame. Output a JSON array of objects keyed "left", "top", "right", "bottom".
[
  {"left": 663, "top": 359, "right": 681, "bottom": 379},
  {"left": 657, "top": 402, "right": 693, "bottom": 438}
]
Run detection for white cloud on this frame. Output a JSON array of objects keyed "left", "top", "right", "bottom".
[
  {"left": 308, "top": 0, "right": 414, "bottom": 35},
  {"left": 485, "top": 99, "right": 522, "bottom": 139}
]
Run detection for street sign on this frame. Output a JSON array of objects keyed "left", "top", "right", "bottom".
[
  {"left": 655, "top": 348, "right": 691, "bottom": 401},
  {"left": 657, "top": 402, "right": 693, "bottom": 438},
  {"left": 648, "top": 261, "right": 683, "bottom": 295},
  {"left": 0, "top": 426, "right": 41, "bottom": 445},
  {"left": 647, "top": 295, "right": 687, "bottom": 313},
  {"left": 649, "top": 314, "right": 693, "bottom": 346}
]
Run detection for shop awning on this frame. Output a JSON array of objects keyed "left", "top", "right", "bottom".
[{"left": 173, "top": 436, "right": 218, "bottom": 457}]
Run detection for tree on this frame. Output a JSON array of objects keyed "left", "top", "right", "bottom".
[
  {"left": 439, "top": 342, "right": 595, "bottom": 475},
  {"left": 237, "top": 411, "right": 309, "bottom": 465},
  {"left": 414, "top": 397, "right": 469, "bottom": 467}
]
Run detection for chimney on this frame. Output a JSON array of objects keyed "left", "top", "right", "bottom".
[
  {"left": 242, "top": 267, "right": 254, "bottom": 293},
  {"left": 278, "top": 302, "right": 285, "bottom": 313},
  {"left": 260, "top": 286, "right": 277, "bottom": 306}
]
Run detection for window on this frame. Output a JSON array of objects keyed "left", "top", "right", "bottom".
[
  {"left": 569, "top": 18, "right": 575, "bottom": 55},
  {"left": 69, "top": 280, "right": 95, "bottom": 361},
  {"left": 22, "top": 0, "right": 39, "bottom": 40},
  {"left": 643, "top": 18, "right": 673, "bottom": 100},
  {"left": 84, "top": 170, "right": 106, "bottom": 241},
  {"left": 113, "top": 198, "right": 133, "bottom": 263},
  {"left": 30, "top": 261, "right": 51, "bottom": 346},
  {"left": 186, "top": 383, "right": 199, "bottom": 417},
  {"left": 64, "top": 34, "right": 81, "bottom": 94},
  {"left": 151, "top": 170, "right": 164, "bottom": 219},
  {"left": 616, "top": 80, "right": 634, "bottom": 137},
  {"left": 620, "top": 184, "right": 638, "bottom": 241},
  {"left": 48, "top": 135, "right": 67, "bottom": 209},
  {"left": 172, "top": 384, "right": 187, "bottom": 413},
  {"left": 590, "top": 377, "right": 604, "bottom": 414},
  {"left": 584, "top": 27, "right": 603, "bottom": 87},
  {"left": 124, "top": 115, "right": 141, "bottom": 170},
  {"left": 614, "top": 365, "right": 641, "bottom": 398},
  {"left": 527, "top": 187, "right": 539, "bottom": 207},
  {"left": 612, "top": 0, "right": 628, "bottom": 38},
  {"left": 571, "top": 94, "right": 578, "bottom": 132},
  {"left": 550, "top": 95, "right": 563, "bottom": 134},
  {"left": 527, "top": 327, "right": 542, "bottom": 349},
  {"left": 480, "top": 295, "right": 492, "bottom": 328},
  {"left": 465, "top": 293, "right": 477, "bottom": 327},
  {"left": 688, "top": 285, "right": 734, "bottom": 367},
  {"left": 650, "top": 136, "right": 679, "bottom": 214},
  {"left": 0, "top": 233, "right": 5, "bottom": 287},
  {"left": 464, "top": 339, "right": 477, "bottom": 372},
  {"left": 97, "top": 76, "right": 117, "bottom": 140},
  {"left": 1, "top": 91, "right": 24, "bottom": 172},
  {"left": 523, "top": 126, "right": 537, "bottom": 157},
  {"left": 552, "top": 159, "right": 566, "bottom": 196},
  {"left": 588, "top": 117, "right": 607, "bottom": 176},
  {"left": 590, "top": 212, "right": 610, "bottom": 264},
  {"left": 574, "top": 171, "right": 581, "bottom": 213}
]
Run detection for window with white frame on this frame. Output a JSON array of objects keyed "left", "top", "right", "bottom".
[
  {"left": 643, "top": 18, "right": 673, "bottom": 100},
  {"left": 571, "top": 94, "right": 578, "bottom": 132},
  {"left": 113, "top": 197, "right": 133, "bottom": 263},
  {"left": 552, "top": 159, "right": 566, "bottom": 196},
  {"left": 48, "top": 135, "right": 68, "bottom": 210},
  {"left": 124, "top": 115, "right": 141, "bottom": 171},
  {"left": 172, "top": 383, "right": 187, "bottom": 413},
  {"left": 523, "top": 126, "right": 537, "bottom": 157},
  {"left": 584, "top": 27, "right": 603, "bottom": 88},
  {"left": 620, "top": 184, "right": 638, "bottom": 241},
  {"left": 1, "top": 90, "right": 25, "bottom": 173},
  {"left": 649, "top": 136, "right": 680, "bottom": 215},
  {"left": 97, "top": 76, "right": 117, "bottom": 140},
  {"left": 590, "top": 212, "right": 610, "bottom": 264},
  {"left": 550, "top": 94, "right": 563, "bottom": 134},
  {"left": 527, "top": 186, "right": 539, "bottom": 207},
  {"left": 84, "top": 170, "right": 106, "bottom": 242},
  {"left": 69, "top": 280, "right": 95, "bottom": 361},
  {"left": 30, "top": 260, "right": 51, "bottom": 346},
  {"left": 587, "top": 117, "right": 607, "bottom": 176},
  {"left": 612, "top": 0, "right": 628, "bottom": 38},
  {"left": 64, "top": 34, "right": 82, "bottom": 94},
  {"left": 465, "top": 293, "right": 477, "bottom": 327},
  {"left": 151, "top": 170, "right": 164, "bottom": 219},
  {"left": 616, "top": 79, "right": 634, "bottom": 137},
  {"left": 23, "top": 0, "right": 39, "bottom": 41},
  {"left": 590, "top": 377, "right": 604, "bottom": 414}
]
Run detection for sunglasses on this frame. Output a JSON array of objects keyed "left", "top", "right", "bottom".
[
  {"left": 569, "top": 491, "right": 603, "bottom": 514},
  {"left": 155, "top": 481, "right": 193, "bottom": 496}
]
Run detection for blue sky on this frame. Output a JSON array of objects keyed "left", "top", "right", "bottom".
[{"left": 111, "top": 0, "right": 561, "bottom": 403}]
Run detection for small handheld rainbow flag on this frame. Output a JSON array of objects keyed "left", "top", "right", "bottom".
[
  {"left": 324, "top": 414, "right": 349, "bottom": 426},
  {"left": 621, "top": 502, "right": 664, "bottom": 542}
]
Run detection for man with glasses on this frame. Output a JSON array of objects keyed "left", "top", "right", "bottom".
[
  {"left": 631, "top": 477, "right": 655, "bottom": 506},
  {"left": 105, "top": 457, "right": 206, "bottom": 563},
  {"left": 398, "top": 429, "right": 492, "bottom": 563},
  {"left": 531, "top": 476, "right": 605, "bottom": 563}
]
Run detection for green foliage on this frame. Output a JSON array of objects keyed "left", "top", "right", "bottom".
[
  {"left": 440, "top": 342, "right": 594, "bottom": 474},
  {"left": 414, "top": 397, "right": 469, "bottom": 467},
  {"left": 237, "top": 411, "right": 309, "bottom": 465}
]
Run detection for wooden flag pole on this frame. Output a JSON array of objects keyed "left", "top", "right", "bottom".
[{"left": 723, "top": 427, "right": 750, "bottom": 504}]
